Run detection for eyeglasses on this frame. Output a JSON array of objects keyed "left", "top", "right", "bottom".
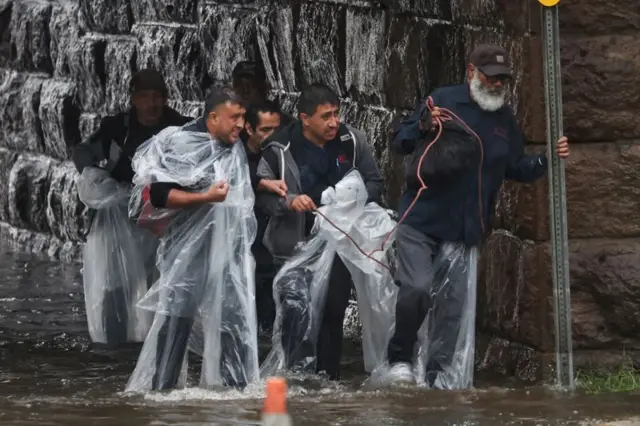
[{"left": 484, "top": 74, "right": 511, "bottom": 85}]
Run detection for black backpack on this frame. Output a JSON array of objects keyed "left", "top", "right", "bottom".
[{"left": 404, "top": 119, "right": 482, "bottom": 191}]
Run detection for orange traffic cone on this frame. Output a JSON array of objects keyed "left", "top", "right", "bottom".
[{"left": 261, "top": 377, "right": 292, "bottom": 425}]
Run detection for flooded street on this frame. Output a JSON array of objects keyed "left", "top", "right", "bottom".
[{"left": 1, "top": 245, "right": 639, "bottom": 426}]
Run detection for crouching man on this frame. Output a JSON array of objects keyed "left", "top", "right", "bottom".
[
  {"left": 383, "top": 44, "right": 571, "bottom": 389},
  {"left": 125, "top": 87, "right": 259, "bottom": 392}
]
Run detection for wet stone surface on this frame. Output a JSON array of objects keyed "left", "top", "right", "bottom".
[
  {"left": 38, "top": 79, "right": 81, "bottom": 160},
  {"left": 77, "top": 0, "right": 133, "bottom": 35},
  {"left": 9, "top": 0, "right": 53, "bottom": 74},
  {"left": 0, "top": 0, "right": 531, "bottom": 251},
  {"left": 0, "top": 70, "right": 46, "bottom": 153},
  {"left": 7, "top": 155, "right": 54, "bottom": 234}
]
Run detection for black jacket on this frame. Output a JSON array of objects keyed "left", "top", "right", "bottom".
[
  {"left": 256, "top": 121, "right": 385, "bottom": 262},
  {"left": 392, "top": 84, "right": 548, "bottom": 246},
  {"left": 73, "top": 106, "right": 192, "bottom": 184}
]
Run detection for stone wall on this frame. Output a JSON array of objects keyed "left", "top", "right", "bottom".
[
  {"left": 0, "top": 0, "right": 539, "bottom": 257},
  {"left": 2, "top": 0, "right": 625, "bottom": 380},
  {"left": 477, "top": 2, "right": 640, "bottom": 380}
]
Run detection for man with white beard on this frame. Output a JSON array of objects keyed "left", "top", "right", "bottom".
[{"left": 382, "top": 44, "right": 570, "bottom": 388}]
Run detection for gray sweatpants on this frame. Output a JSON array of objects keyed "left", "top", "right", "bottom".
[{"left": 386, "top": 224, "right": 476, "bottom": 376}]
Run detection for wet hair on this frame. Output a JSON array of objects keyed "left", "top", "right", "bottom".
[
  {"left": 297, "top": 83, "right": 340, "bottom": 117},
  {"left": 245, "top": 99, "right": 281, "bottom": 130},
  {"left": 129, "top": 68, "right": 168, "bottom": 98},
  {"left": 203, "top": 85, "right": 245, "bottom": 117},
  {"left": 232, "top": 60, "right": 267, "bottom": 81}
]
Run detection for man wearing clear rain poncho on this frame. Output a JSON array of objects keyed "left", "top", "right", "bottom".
[
  {"left": 379, "top": 44, "right": 571, "bottom": 389},
  {"left": 73, "top": 69, "right": 191, "bottom": 346},
  {"left": 259, "top": 169, "right": 399, "bottom": 379},
  {"left": 255, "top": 83, "right": 390, "bottom": 381},
  {"left": 125, "top": 87, "right": 259, "bottom": 392}
]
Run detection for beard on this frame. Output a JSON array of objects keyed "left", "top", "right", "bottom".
[{"left": 469, "top": 70, "right": 506, "bottom": 112}]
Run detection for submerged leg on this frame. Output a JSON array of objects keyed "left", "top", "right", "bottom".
[
  {"left": 427, "top": 245, "right": 475, "bottom": 389},
  {"left": 152, "top": 314, "right": 194, "bottom": 391},
  {"left": 277, "top": 267, "right": 314, "bottom": 372},
  {"left": 219, "top": 294, "right": 252, "bottom": 389},
  {"left": 103, "top": 286, "right": 129, "bottom": 346},
  {"left": 315, "top": 256, "right": 353, "bottom": 380},
  {"left": 384, "top": 225, "right": 438, "bottom": 384},
  {"left": 255, "top": 262, "right": 277, "bottom": 336}
]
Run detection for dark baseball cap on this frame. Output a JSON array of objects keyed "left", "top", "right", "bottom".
[
  {"left": 232, "top": 60, "right": 266, "bottom": 81},
  {"left": 129, "top": 68, "right": 168, "bottom": 97},
  {"left": 469, "top": 44, "right": 511, "bottom": 77}
]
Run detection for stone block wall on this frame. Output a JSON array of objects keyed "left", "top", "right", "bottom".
[
  {"left": 477, "top": 2, "right": 640, "bottom": 379},
  {"left": 0, "top": 0, "right": 539, "bottom": 254}
]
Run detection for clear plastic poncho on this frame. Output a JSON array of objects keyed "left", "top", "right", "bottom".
[
  {"left": 124, "top": 127, "right": 258, "bottom": 393},
  {"left": 76, "top": 167, "right": 157, "bottom": 345},
  {"left": 367, "top": 239, "right": 479, "bottom": 390},
  {"left": 413, "top": 243, "right": 478, "bottom": 389},
  {"left": 260, "top": 170, "right": 398, "bottom": 377}
]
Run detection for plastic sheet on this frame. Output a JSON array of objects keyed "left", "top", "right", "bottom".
[
  {"left": 124, "top": 127, "right": 258, "bottom": 393},
  {"left": 367, "top": 242, "right": 478, "bottom": 390},
  {"left": 260, "top": 170, "right": 398, "bottom": 377},
  {"left": 76, "top": 167, "right": 156, "bottom": 345},
  {"left": 413, "top": 244, "right": 478, "bottom": 389}
]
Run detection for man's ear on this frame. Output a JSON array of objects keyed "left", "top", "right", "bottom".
[
  {"left": 207, "top": 111, "right": 217, "bottom": 123},
  {"left": 299, "top": 112, "right": 310, "bottom": 126},
  {"left": 244, "top": 121, "right": 254, "bottom": 136},
  {"left": 467, "top": 64, "right": 475, "bottom": 82}
]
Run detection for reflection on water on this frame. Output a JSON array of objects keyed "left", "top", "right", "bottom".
[{"left": 0, "top": 245, "right": 638, "bottom": 425}]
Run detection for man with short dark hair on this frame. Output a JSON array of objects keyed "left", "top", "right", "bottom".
[
  {"left": 256, "top": 82, "right": 384, "bottom": 380},
  {"left": 383, "top": 44, "right": 571, "bottom": 388},
  {"left": 241, "top": 100, "right": 285, "bottom": 335},
  {"left": 73, "top": 68, "right": 191, "bottom": 348},
  {"left": 127, "top": 86, "right": 256, "bottom": 391}
]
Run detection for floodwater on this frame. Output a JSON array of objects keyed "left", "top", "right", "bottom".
[{"left": 1, "top": 245, "right": 639, "bottom": 426}]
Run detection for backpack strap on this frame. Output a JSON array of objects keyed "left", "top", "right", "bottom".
[
  {"left": 338, "top": 126, "right": 358, "bottom": 171},
  {"left": 102, "top": 113, "right": 131, "bottom": 172}
]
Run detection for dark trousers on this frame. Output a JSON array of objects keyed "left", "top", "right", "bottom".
[
  {"left": 255, "top": 261, "right": 277, "bottom": 334},
  {"left": 151, "top": 311, "right": 252, "bottom": 391},
  {"left": 152, "top": 314, "right": 193, "bottom": 390},
  {"left": 150, "top": 251, "right": 252, "bottom": 391},
  {"left": 277, "top": 255, "right": 352, "bottom": 380},
  {"left": 103, "top": 287, "right": 129, "bottom": 345},
  {"left": 387, "top": 224, "right": 470, "bottom": 376},
  {"left": 102, "top": 248, "right": 157, "bottom": 346}
]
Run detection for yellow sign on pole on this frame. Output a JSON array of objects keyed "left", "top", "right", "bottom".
[{"left": 538, "top": 0, "right": 560, "bottom": 6}]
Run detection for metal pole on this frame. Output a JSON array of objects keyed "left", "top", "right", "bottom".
[{"left": 539, "top": 0, "right": 574, "bottom": 389}]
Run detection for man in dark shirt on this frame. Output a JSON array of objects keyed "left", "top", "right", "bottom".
[
  {"left": 256, "top": 83, "right": 384, "bottom": 380},
  {"left": 72, "top": 69, "right": 191, "bottom": 347},
  {"left": 383, "top": 44, "right": 571, "bottom": 388},
  {"left": 241, "top": 100, "right": 286, "bottom": 336},
  {"left": 73, "top": 69, "right": 192, "bottom": 183}
]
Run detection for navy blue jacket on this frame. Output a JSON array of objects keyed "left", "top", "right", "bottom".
[{"left": 393, "top": 84, "right": 548, "bottom": 246}]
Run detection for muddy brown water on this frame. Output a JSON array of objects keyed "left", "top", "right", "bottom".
[{"left": 1, "top": 245, "right": 639, "bottom": 425}]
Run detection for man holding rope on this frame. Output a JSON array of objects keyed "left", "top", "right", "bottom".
[
  {"left": 256, "top": 82, "right": 384, "bottom": 380},
  {"left": 383, "top": 44, "right": 571, "bottom": 388}
]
